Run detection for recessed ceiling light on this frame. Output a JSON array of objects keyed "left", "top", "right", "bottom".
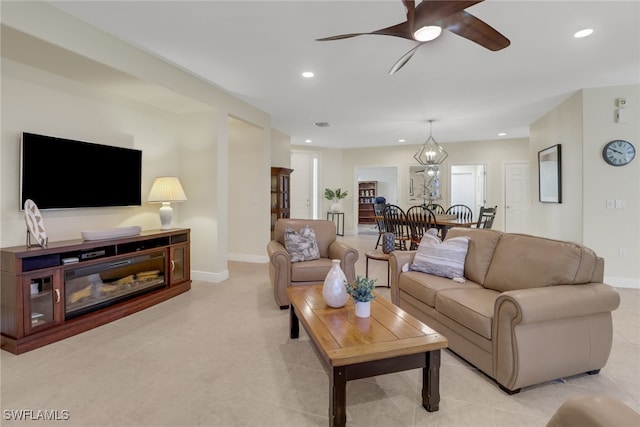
[
  {"left": 304, "top": 139, "right": 312, "bottom": 143},
  {"left": 398, "top": 139, "right": 406, "bottom": 143},
  {"left": 498, "top": 132, "right": 507, "bottom": 137},
  {"left": 574, "top": 28, "right": 593, "bottom": 38},
  {"left": 302, "top": 71, "right": 314, "bottom": 78}
]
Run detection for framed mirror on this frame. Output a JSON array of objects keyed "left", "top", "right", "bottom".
[
  {"left": 538, "top": 144, "right": 562, "bottom": 203},
  {"left": 409, "top": 165, "right": 440, "bottom": 204}
]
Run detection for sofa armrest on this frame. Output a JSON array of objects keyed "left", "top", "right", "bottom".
[
  {"left": 389, "top": 250, "right": 417, "bottom": 305},
  {"left": 495, "top": 283, "right": 620, "bottom": 324},
  {"left": 328, "top": 241, "right": 359, "bottom": 282},
  {"left": 493, "top": 283, "right": 620, "bottom": 391},
  {"left": 267, "top": 240, "right": 291, "bottom": 307}
]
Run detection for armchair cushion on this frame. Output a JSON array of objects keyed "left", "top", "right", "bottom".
[{"left": 284, "top": 225, "right": 320, "bottom": 262}]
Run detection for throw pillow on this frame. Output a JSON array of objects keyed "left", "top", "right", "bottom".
[
  {"left": 409, "top": 230, "right": 470, "bottom": 279},
  {"left": 284, "top": 225, "right": 321, "bottom": 263}
]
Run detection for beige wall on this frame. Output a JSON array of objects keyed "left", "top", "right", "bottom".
[
  {"left": 583, "top": 86, "right": 639, "bottom": 286},
  {"left": 1, "top": 2, "right": 273, "bottom": 281}
]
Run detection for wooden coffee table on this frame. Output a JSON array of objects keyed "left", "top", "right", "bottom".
[{"left": 286, "top": 285, "right": 448, "bottom": 427}]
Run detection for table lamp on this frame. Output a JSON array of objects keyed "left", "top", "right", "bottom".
[{"left": 147, "top": 177, "right": 187, "bottom": 230}]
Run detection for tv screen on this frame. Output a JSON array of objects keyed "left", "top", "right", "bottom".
[{"left": 20, "top": 132, "right": 142, "bottom": 210}]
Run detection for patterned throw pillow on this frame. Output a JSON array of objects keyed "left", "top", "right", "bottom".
[
  {"left": 284, "top": 225, "right": 321, "bottom": 263},
  {"left": 409, "top": 229, "right": 470, "bottom": 279}
]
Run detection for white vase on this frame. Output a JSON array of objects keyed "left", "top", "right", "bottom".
[
  {"left": 331, "top": 202, "right": 341, "bottom": 213},
  {"left": 323, "top": 259, "right": 348, "bottom": 308},
  {"left": 355, "top": 301, "right": 371, "bottom": 318}
]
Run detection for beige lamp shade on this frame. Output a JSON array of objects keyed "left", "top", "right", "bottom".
[
  {"left": 148, "top": 177, "right": 187, "bottom": 230},
  {"left": 148, "top": 177, "right": 187, "bottom": 203}
]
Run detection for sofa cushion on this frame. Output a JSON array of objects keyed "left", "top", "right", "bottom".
[
  {"left": 484, "top": 233, "right": 599, "bottom": 292},
  {"left": 435, "top": 288, "right": 501, "bottom": 340},
  {"left": 445, "top": 228, "right": 503, "bottom": 286},
  {"left": 284, "top": 225, "right": 320, "bottom": 262},
  {"left": 291, "top": 258, "right": 333, "bottom": 282},
  {"left": 410, "top": 231, "right": 470, "bottom": 279},
  {"left": 398, "top": 271, "right": 483, "bottom": 308}
]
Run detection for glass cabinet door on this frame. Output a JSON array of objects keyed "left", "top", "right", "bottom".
[
  {"left": 170, "top": 245, "right": 188, "bottom": 285},
  {"left": 23, "top": 271, "right": 62, "bottom": 335}
]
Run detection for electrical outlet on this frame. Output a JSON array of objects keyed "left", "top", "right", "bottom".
[{"left": 606, "top": 200, "right": 615, "bottom": 209}]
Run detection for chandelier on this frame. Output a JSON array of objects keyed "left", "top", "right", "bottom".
[{"left": 413, "top": 120, "right": 448, "bottom": 165}]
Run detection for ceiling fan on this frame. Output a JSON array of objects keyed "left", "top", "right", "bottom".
[{"left": 316, "top": 0, "right": 510, "bottom": 74}]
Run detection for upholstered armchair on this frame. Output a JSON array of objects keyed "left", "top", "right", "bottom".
[{"left": 267, "top": 218, "right": 359, "bottom": 309}]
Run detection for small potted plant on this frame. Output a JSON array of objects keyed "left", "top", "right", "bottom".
[
  {"left": 345, "top": 275, "right": 376, "bottom": 318},
  {"left": 324, "top": 188, "right": 348, "bottom": 212}
]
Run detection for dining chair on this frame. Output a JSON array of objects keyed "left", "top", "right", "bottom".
[
  {"left": 382, "top": 204, "right": 411, "bottom": 251},
  {"left": 425, "top": 203, "right": 445, "bottom": 215},
  {"left": 406, "top": 205, "right": 437, "bottom": 249},
  {"left": 445, "top": 204, "right": 473, "bottom": 222},
  {"left": 373, "top": 202, "right": 387, "bottom": 249},
  {"left": 475, "top": 205, "right": 497, "bottom": 229}
]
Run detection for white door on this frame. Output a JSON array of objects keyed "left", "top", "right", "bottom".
[
  {"left": 504, "top": 162, "right": 531, "bottom": 233},
  {"left": 450, "top": 164, "right": 486, "bottom": 218},
  {"left": 291, "top": 151, "right": 318, "bottom": 219}
]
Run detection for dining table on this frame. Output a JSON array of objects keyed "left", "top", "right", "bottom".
[{"left": 373, "top": 213, "right": 475, "bottom": 242}]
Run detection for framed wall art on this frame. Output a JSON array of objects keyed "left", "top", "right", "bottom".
[{"left": 538, "top": 144, "right": 562, "bottom": 203}]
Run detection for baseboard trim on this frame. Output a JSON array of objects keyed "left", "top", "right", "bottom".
[
  {"left": 191, "top": 269, "right": 228, "bottom": 283},
  {"left": 605, "top": 276, "right": 640, "bottom": 289}
]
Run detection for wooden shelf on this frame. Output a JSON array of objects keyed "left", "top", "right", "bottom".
[
  {"left": 271, "top": 167, "right": 293, "bottom": 238},
  {"left": 358, "top": 181, "right": 377, "bottom": 224}
]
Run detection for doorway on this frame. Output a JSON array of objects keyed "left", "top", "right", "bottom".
[{"left": 450, "top": 164, "right": 486, "bottom": 218}]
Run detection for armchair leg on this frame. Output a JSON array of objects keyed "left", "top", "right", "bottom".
[
  {"left": 279, "top": 305, "right": 289, "bottom": 310},
  {"left": 587, "top": 369, "right": 601, "bottom": 375}
]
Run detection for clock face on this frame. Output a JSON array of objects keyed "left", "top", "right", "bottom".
[{"left": 603, "top": 140, "right": 635, "bottom": 166}]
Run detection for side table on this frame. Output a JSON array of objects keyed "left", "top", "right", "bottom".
[
  {"left": 365, "top": 249, "right": 390, "bottom": 288},
  {"left": 326, "top": 211, "right": 344, "bottom": 236}
]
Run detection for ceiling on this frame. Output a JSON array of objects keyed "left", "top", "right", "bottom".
[{"left": 48, "top": 0, "right": 640, "bottom": 149}]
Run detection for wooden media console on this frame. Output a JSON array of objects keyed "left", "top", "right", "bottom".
[{"left": 1, "top": 228, "right": 191, "bottom": 354}]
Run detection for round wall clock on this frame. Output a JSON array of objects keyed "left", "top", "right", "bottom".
[
  {"left": 602, "top": 140, "right": 635, "bottom": 166},
  {"left": 24, "top": 199, "right": 48, "bottom": 247}
]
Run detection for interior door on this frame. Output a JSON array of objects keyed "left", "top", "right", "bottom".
[
  {"left": 291, "top": 151, "right": 317, "bottom": 219},
  {"left": 450, "top": 164, "right": 485, "bottom": 218},
  {"left": 504, "top": 162, "right": 531, "bottom": 233}
]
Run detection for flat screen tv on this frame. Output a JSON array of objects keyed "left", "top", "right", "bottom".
[{"left": 20, "top": 132, "right": 142, "bottom": 210}]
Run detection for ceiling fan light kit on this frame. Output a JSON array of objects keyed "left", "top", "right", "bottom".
[
  {"left": 413, "top": 25, "right": 442, "bottom": 42},
  {"left": 316, "top": 0, "right": 510, "bottom": 73}
]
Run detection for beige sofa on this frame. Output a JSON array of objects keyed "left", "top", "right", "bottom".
[
  {"left": 546, "top": 395, "right": 640, "bottom": 427},
  {"left": 267, "top": 219, "right": 358, "bottom": 309},
  {"left": 389, "top": 228, "right": 620, "bottom": 394}
]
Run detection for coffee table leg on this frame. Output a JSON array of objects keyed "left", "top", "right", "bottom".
[
  {"left": 289, "top": 305, "right": 299, "bottom": 339},
  {"left": 422, "top": 349, "right": 441, "bottom": 412},
  {"left": 330, "top": 366, "right": 347, "bottom": 427}
]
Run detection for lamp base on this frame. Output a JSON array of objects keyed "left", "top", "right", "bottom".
[{"left": 158, "top": 202, "right": 173, "bottom": 230}]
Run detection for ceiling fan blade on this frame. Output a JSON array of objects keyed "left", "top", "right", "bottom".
[
  {"left": 441, "top": 11, "right": 510, "bottom": 51},
  {"left": 389, "top": 44, "right": 421, "bottom": 75},
  {"left": 316, "top": 33, "right": 368, "bottom": 41},
  {"left": 318, "top": 21, "right": 414, "bottom": 42},
  {"left": 414, "top": 0, "right": 483, "bottom": 31}
]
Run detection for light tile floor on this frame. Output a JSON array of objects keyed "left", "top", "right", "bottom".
[{"left": 1, "top": 234, "right": 638, "bottom": 427}]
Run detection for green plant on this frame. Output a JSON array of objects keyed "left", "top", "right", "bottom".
[
  {"left": 324, "top": 188, "right": 348, "bottom": 202},
  {"left": 345, "top": 275, "right": 377, "bottom": 302}
]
